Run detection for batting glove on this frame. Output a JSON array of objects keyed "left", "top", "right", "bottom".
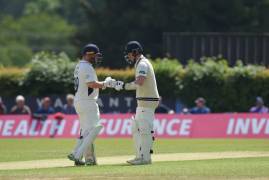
[
  {"left": 103, "top": 77, "right": 116, "bottom": 88},
  {"left": 115, "top": 81, "right": 124, "bottom": 91}
]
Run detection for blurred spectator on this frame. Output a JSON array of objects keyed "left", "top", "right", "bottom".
[
  {"left": 249, "top": 96, "right": 269, "bottom": 113},
  {"left": 62, "top": 94, "right": 76, "bottom": 114},
  {"left": 181, "top": 107, "right": 189, "bottom": 114},
  {"left": 36, "top": 97, "right": 55, "bottom": 114},
  {"left": 190, "top": 97, "right": 211, "bottom": 114},
  {"left": 10, "top": 95, "right": 31, "bottom": 115},
  {"left": 155, "top": 96, "right": 175, "bottom": 114},
  {"left": 0, "top": 97, "right": 7, "bottom": 114}
]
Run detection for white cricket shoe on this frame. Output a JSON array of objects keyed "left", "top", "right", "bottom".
[
  {"left": 128, "top": 158, "right": 152, "bottom": 165},
  {"left": 126, "top": 157, "right": 140, "bottom": 164}
]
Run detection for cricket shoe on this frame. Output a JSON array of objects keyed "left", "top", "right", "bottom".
[
  {"left": 126, "top": 157, "right": 140, "bottom": 164},
  {"left": 128, "top": 158, "right": 152, "bottom": 165},
  {"left": 85, "top": 158, "right": 97, "bottom": 166},
  {"left": 67, "top": 153, "right": 85, "bottom": 166},
  {"left": 74, "top": 159, "right": 85, "bottom": 166},
  {"left": 67, "top": 153, "right": 75, "bottom": 161}
]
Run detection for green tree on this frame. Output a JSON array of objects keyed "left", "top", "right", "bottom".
[
  {"left": 2, "top": 0, "right": 269, "bottom": 67},
  {"left": 0, "top": 0, "right": 28, "bottom": 17},
  {"left": 0, "top": 15, "right": 32, "bottom": 67},
  {"left": 23, "top": 0, "right": 61, "bottom": 15},
  {"left": 78, "top": 0, "right": 269, "bottom": 68},
  {"left": 0, "top": 13, "right": 76, "bottom": 67},
  {"left": 18, "top": 13, "right": 77, "bottom": 55}
]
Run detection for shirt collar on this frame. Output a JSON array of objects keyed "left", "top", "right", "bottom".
[
  {"left": 80, "top": 60, "right": 92, "bottom": 65},
  {"left": 135, "top": 55, "right": 144, "bottom": 68}
]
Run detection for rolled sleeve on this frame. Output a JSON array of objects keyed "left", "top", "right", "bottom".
[{"left": 136, "top": 62, "right": 148, "bottom": 77}]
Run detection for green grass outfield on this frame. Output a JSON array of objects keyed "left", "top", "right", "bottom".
[{"left": 0, "top": 139, "right": 268, "bottom": 179}]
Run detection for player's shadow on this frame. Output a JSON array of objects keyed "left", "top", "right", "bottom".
[
  {"left": 108, "top": 163, "right": 131, "bottom": 167},
  {"left": 64, "top": 163, "right": 134, "bottom": 168}
]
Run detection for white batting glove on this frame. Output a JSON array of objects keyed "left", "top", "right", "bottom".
[
  {"left": 103, "top": 77, "right": 116, "bottom": 88},
  {"left": 115, "top": 81, "right": 124, "bottom": 91}
]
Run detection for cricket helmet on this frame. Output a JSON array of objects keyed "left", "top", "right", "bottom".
[
  {"left": 82, "top": 43, "right": 103, "bottom": 65},
  {"left": 124, "top": 41, "right": 143, "bottom": 64}
]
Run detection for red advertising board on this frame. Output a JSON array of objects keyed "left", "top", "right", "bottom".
[{"left": 0, "top": 113, "right": 268, "bottom": 138}]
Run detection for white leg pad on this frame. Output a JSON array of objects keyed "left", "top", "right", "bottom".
[
  {"left": 75, "top": 125, "right": 102, "bottom": 159},
  {"left": 135, "top": 107, "right": 155, "bottom": 161},
  {"left": 131, "top": 116, "right": 141, "bottom": 159},
  {"left": 140, "top": 133, "right": 153, "bottom": 161},
  {"left": 84, "top": 143, "right": 96, "bottom": 161},
  {"left": 72, "top": 139, "right": 83, "bottom": 158},
  {"left": 72, "top": 129, "right": 83, "bottom": 156}
]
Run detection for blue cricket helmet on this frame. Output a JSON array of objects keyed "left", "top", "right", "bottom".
[
  {"left": 82, "top": 43, "right": 102, "bottom": 65},
  {"left": 124, "top": 41, "right": 143, "bottom": 54},
  {"left": 82, "top": 43, "right": 101, "bottom": 55},
  {"left": 124, "top": 41, "right": 143, "bottom": 64}
]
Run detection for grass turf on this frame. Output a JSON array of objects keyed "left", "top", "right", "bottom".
[
  {"left": 0, "top": 157, "right": 269, "bottom": 180},
  {"left": 0, "top": 138, "right": 268, "bottom": 179},
  {"left": 0, "top": 138, "right": 268, "bottom": 162}
]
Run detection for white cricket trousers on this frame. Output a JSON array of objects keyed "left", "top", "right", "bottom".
[{"left": 74, "top": 100, "right": 100, "bottom": 135}]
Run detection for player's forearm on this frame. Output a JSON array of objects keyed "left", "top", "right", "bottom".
[
  {"left": 124, "top": 81, "right": 137, "bottom": 90},
  {"left": 135, "top": 78, "right": 144, "bottom": 86},
  {"left": 134, "top": 75, "right": 146, "bottom": 86},
  {"left": 87, "top": 81, "right": 104, "bottom": 89}
]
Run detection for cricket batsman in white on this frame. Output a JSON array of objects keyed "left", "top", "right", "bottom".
[
  {"left": 67, "top": 43, "right": 116, "bottom": 166},
  {"left": 114, "top": 41, "right": 159, "bottom": 165}
]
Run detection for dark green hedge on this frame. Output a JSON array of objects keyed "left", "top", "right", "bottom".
[
  {"left": 176, "top": 58, "right": 268, "bottom": 112},
  {"left": 23, "top": 52, "right": 75, "bottom": 96},
  {"left": 0, "top": 52, "right": 269, "bottom": 112},
  {"left": 0, "top": 67, "right": 25, "bottom": 97}
]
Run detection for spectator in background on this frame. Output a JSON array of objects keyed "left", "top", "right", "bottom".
[
  {"left": 155, "top": 96, "right": 174, "bottom": 114},
  {"left": 190, "top": 97, "right": 211, "bottom": 114},
  {"left": 181, "top": 107, "right": 190, "bottom": 114},
  {"left": 10, "top": 95, "right": 31, "bottom": 115},
  {"left": 62, "top": 94, "right": 76, "bottom": 114},
  {"left": 249, "top": 96, "right": 269, "bottom": 113},
  {"left": 0, "top": 97, "right": 7, "bottom": 114},
  {"left": 36, "top": 97, "right": 55, "bottom": 114}
]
